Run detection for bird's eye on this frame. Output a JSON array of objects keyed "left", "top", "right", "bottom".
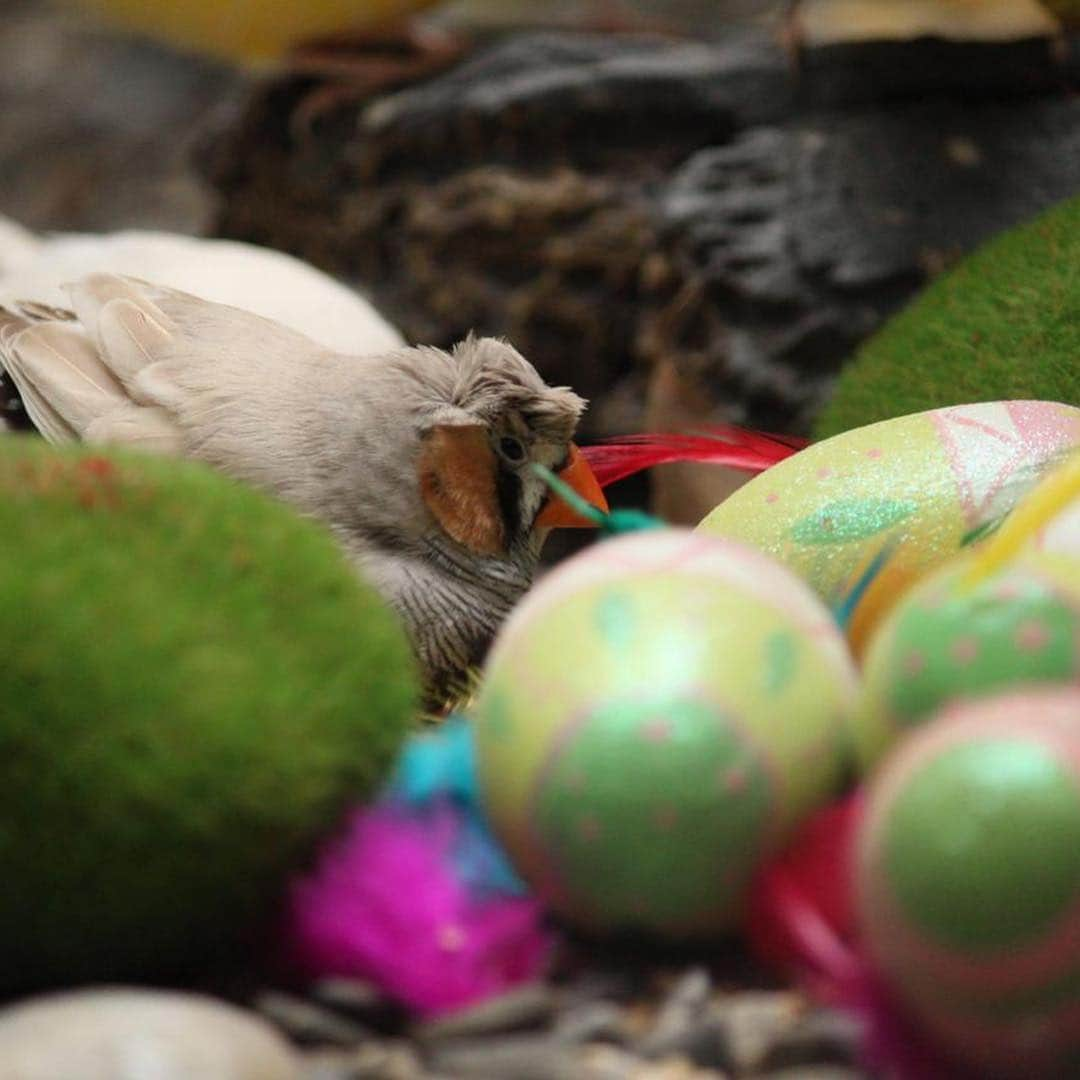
[{"left": 498, "top": 436, "right": 527, "bottom": 464}]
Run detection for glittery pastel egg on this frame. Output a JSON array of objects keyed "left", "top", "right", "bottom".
[
  {"left": 472, "top": 529, "right": 857, "bottom": 935},
  {"left": 697, "top": 401, "right": 1080, "bottom": 656},
  {"left": 857, "top": 689, "right": 1080, "bottom": 1078},
  {"left": 853, "top": 552, "right": 1080, "bottom": 770}
]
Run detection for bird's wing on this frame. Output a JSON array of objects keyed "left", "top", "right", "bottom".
[
  {"left": 64, "top": 273, "right": 328, "bottom": 414},
  {"left": 0, "top": 279, "right": 187, "bottom": 453}
]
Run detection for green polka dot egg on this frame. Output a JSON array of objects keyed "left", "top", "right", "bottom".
[
  {"left": 472, "top": 528, "right": 857, "bottom": 935},
  {"left": 697, "top": 401, "right": 1080, "bottom": 660},
  {"left": 857, "top": 688, "right": 1080, "bottom": 1078},
  {"left": 853, "top": 551, "right": 1080, "bottom": 770}
]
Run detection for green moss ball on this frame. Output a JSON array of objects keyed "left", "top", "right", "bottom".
[
  {"left": 0, "top": 439, "right": 417, "bottom": 989},
  {"left": 815, "top": 195, "right": 1080, "bottom": 439}
]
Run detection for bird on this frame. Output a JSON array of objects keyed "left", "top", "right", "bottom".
[{"left": 0, "top": 271, "right": 606, "bottom": 708}]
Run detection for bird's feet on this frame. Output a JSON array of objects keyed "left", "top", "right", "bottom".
[
  {"left": 786, "top": 0, "right": 1061, "bottom": 51},
  {"left": 282, "top": 21, "right": 468, "bottom": 136}
]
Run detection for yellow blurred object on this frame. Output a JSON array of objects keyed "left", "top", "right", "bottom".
[
  {"left": 794, "top": 0, "right": 1061, "bottom": 44},
  {"left": 963, "top": 450, "right": 1080, "bottom": 586},
  {"left": 63, "top": 0, "right": 445, "bottom": 63}
]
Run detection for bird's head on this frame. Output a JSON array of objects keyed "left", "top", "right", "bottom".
[{"left": 405, "top": 335, "right": 607, "bottom": 560}]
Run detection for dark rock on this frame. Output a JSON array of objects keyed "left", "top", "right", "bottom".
[
  {"left": 795, "top": 35, "right": 1069, "bottom": 106},
  {"left": 581, "top": 1046, "right": 732, "bottom": 1080},
  {"left": 204, "top": 25, "right": 1080, "bottom": 439},
  {"left": 763, "top": 1070, "right": 865, "bottom": 1080},
  {"left": 412, "top": 983, "right": 555, "bottom": 1041},
  {"left": 786, "top": 99, "right": 1080, "bottom": 293},
  {"left": 255, "top": 991, "right": 373, "bottom": 1047},
  {"left": 759, "top": 1008, "right": 862, "bottom": 1071},
  {"left": 553, "top": 1001, "right": 627, "bottom": 1044},
  {"left": 712, "top": 991, "right": 804, "bottom": 1075},
  {"left": 577, "top": 1044, "right": 646, "bottom": 1080},
  {"left": 644, "top": 1015, "right": 732, "bottom": 1072},
  {"left": 424, "top": 1033, "right": 582, "bottom": 1079},
  {"left": 200, "top": 29, "right": 794, "bottom": 433},
  {"left": 635, "top": 968, "right": 713, "bottom": 1058},
  {"left": 308, "top": 979, "right": 410, "bottom": 1036},
  {"left": 311, "top": 979, "right": 391, "bottom": 1017},
  {"left": 302, "top": 1041, "right": 427, "bottom": 1080}
]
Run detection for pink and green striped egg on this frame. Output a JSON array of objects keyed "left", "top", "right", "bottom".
[
  {"left": 472, "top": 529, "right": 857, "bottom": 935},
  {"left": 853, "top": 551, "right": 1080, "bottom": 770},
  {"left": 857, "top": 688, "right": 1080, "bottom": 1078}
]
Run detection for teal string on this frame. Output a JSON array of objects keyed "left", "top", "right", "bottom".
[{"left": 533, "top": 464, "right": 666, "bottom": 535}]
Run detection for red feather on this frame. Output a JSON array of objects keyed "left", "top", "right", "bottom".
[
  {"left": 582, "top": 424, "right": 808, "bottom": 489},
  {"left": 745, "top": 794, "right": 976, "bottom": 1080}
]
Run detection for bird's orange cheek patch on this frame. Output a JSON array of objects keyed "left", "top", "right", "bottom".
[{"left": 418, "top": 424, "right": 505, "bottom": 556}]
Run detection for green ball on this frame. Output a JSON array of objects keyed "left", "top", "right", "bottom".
[
  {"left": 853, "top": 552, "right": 1080, "bottom": 770},
  {"left": 0, "top": 439, "right": 417, "bottom": 989},
  {"left": 815, "top": 194, "right": 1080, "bottom": 439},
  {"left": 858, "top": 689, "right": 1080, "bottom": 1077}
]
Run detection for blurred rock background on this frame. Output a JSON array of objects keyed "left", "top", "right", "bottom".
[
  {"left": 0, "top": 0, "right": 780, "bottom": 233},
  {"left": 0, "top": 0, "right": 1077, "bottom": 526}
]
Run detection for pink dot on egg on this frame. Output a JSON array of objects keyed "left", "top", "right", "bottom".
[
  {"left": 1015, "top": 620, "right": 1051, "bottom": 653},
  {"left": 640, "top": 719, "right": 673, "bottom": 744},
  {"left": 765, "top": 492, "right": 779, "bottom": 505},
  {"left": 950, "top": 636, "right": 980, "bottom": 665},
  {"left": 578, "top": 815, "right": 602, "bottom": 843},
  {"left": 724, "top": 766, "right": 748, "bottom": 794},
  {"left": 866, "top": 448, "right": 883, "bottom": 459},
  {"left": 817, "top": 467, "right": 833, "bottom": 479},
  {"left": 903, "top": 650, "right": 927, "bottom": 677}
]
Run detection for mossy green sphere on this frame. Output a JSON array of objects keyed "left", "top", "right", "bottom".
[
  {"left": 816, "top": 194, "right": 1080, "bottom": 438},
  {"left": 0, "top": 439, "right": 417, "bottom": 989}
]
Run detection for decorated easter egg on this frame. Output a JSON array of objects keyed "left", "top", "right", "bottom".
[
  {"left": 472, "top": 529, "right": 857, "bottom": 935},
  {"left": 697, "top": 401, "right": 1080, "bottom": 655},
  {"left": 853, "top": 551, "right": 1080, "bottom": 770},
  {"left": 857, "top": 688, "right": 1080, "bottom": 1078}
]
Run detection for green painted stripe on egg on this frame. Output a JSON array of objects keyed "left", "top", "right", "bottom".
[
  {"left": 533, "top": 695, "right": 774, "bottom": 930},
  {"left": 883, "top": 739, "right": 1080, "bottom": 951},
  {"left": 789, "top": 498, "right": 918, "bottom": 546}
]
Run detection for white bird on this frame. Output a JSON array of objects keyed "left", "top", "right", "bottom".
[
  {"left": 0, "top": 223, "right": 606, "bottom": 704},
  {"left": 0, "top": 220, "right": 404, "bottom": 361}
]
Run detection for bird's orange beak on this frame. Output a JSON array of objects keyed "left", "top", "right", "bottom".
[{"left": 535, "top": 443, "right": 609, "bottom": 529}]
